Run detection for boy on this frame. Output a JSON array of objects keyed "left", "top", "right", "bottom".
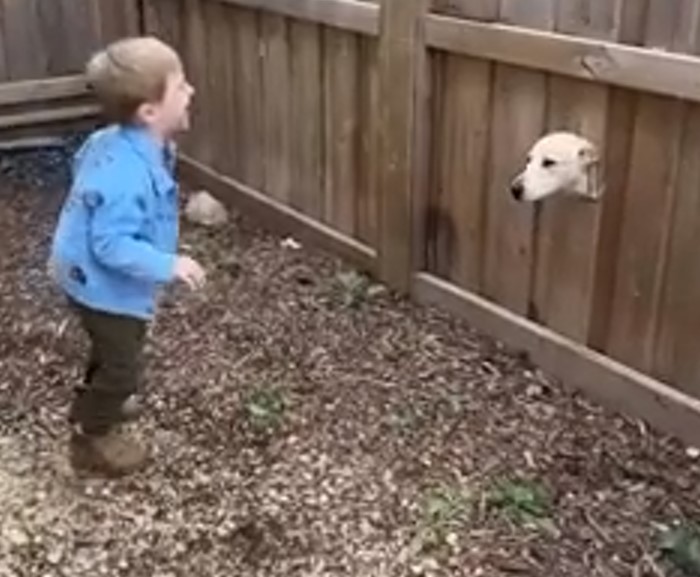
[{"left": 49, "top": 36, "right": 205, "bottom": 476}]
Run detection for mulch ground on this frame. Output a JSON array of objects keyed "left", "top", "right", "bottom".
[{"left": 1, "top": 131, "right": 700, "bottom": 577}]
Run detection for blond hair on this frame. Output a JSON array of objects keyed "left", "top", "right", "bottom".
[{"left": 86, "top": 36, "right": 182, "bottom": 123}]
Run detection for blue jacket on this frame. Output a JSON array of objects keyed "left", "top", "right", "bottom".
[{"left": 50, "top": 124, "right": 179, "bottom": 320}]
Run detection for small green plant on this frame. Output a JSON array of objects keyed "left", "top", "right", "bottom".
[
  {"left": 244, "top": 387, "right": 285, "bottom": 431},
  {"left": 659, "top": 522, "right": 700, "bottom": 575},
  {"left": 486, "top": 477, "right": 556, "bottom": 534},
  {"left": 334, "top": 270, "right": 384, "bottom": 308},
  {"left": 416, "top": 484, "right": 472, "bottom": 550}
]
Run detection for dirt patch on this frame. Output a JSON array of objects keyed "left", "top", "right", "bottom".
[{"left": 2, "top": 134, "right": 700, "bottom": 576}]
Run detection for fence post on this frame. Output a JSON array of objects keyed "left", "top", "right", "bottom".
[{"left": 376, "top": 0, "right": 430, "bottom": 293}]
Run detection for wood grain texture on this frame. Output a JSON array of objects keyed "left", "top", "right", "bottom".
[
  {"left": 425, "top": 16, "right": 700, "bottom": 104},
  {"left": 482, "top": 0, "right": 553, "bottom": 314},
  {"left": 356, "top": 37, "right": 380, "bottom": 248},
  {"left": 428, "top": 53, "right": 490, "bottom": 291},
  {"left": 530, "top": 0, "right": 621, "bottom": 341},
  {"left": 260, "top": 13, "right": 291, "bottom": 203},
  {"left": 232, "top": 7, "right": 264, "bottom": 189},
  {"left": 607, "top": 2, "right": 693, "bottom": 373},
  {"left": 323, "top": 28, "right": 359, "bottom": 236},
  {"left": 377, "top": 0, "right": 430, "bottom": 291},
  {"left": 289, "top": 19, "right": 324, "bottom": 219},
  {"left": 215, "top": 0, "right": 379, "bottom": 36}
]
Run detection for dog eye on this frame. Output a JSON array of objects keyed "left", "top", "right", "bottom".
[{"left": 542, "top": 157, "right": 557, "bottom": 168}]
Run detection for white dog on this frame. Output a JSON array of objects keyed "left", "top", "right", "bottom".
[{"left": 510, "top": 132, "right": 604, "bottom": 202}]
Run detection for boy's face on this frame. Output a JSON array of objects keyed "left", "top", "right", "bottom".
[{"left": 139, "top": 67, "right": 195, "bottom": 140}]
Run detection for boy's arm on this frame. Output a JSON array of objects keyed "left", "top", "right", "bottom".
[{"left": 87, "top": 174, "right": 176, "bottom": 283}]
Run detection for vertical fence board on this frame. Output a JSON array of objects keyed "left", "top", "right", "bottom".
[
  {"left": 531, "top": 76, "right": 605, "bottom": 339},
  {"left": 607, "top": 96, "right": 684, "bottom": 370},
  {"left": 356, "top": 37, "right": 380, "bottom": 248},
  {"left": 482, "top": 0, "right": 554, "bottom": 314},
  {"left": 0, "top": 2, "right": 7, "bottom": 81},
  {"left": 323, "top": 28, "right": 359, "bottom": 236},
  {"left": 653, "top": 105, "right": 700, "bottom": 396},
  {"left": 289, "top": 19, "right": 324, "bottom": 219},
  {"left": 377, "top": 0, "right": 430, "bottom": 290},
  {"left": 530, "top": 0, "right": 622, "bottom": 341},
  {"left": 144, "top": 0, "right": 184, "bottom": 52},
  {"left": 428, "top": 53, "right": 490, "bottom": 291},
  {"left": 651, "top": 2, "right": 700, "bottom": 394},
  {"left": 233, "top": 8, "right": 264, "bottom": 189},
  {"left": 180, "top": 0, "right": 212, "bottom": 165},
  {"left": 261, "top": 13, "right": 292, "bottom": 203},
  {"left": 3, "top": 0, "right": 48, "bottom": 80},
  {"left": 202, "top": 0, "right": 231, "bottom": 176},
  {"left": 606, "top": 3, "right": 691, "bottom": 371},
  {"left": 431, "top": 0, "right": 498, "bottom": 20},
  {"left": 98, "top": 0, "right": 140, "bottom": 44}
]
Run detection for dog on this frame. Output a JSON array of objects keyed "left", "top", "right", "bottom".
[{"left": 510, "top": 132, "right": 604, "bottom": 202}]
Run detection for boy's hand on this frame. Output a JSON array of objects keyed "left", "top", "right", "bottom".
[{"left": 173, "top": 255, "right": 206, "bottom": 289}]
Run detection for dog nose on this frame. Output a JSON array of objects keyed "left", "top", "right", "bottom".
[{"left": 510, "top": 180, "right": 524, "bottom": 201}]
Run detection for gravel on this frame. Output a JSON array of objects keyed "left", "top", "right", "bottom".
[{"left": 1, "top": 130, "right": 700, "bottom": 576}]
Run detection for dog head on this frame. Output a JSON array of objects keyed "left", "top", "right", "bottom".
[{"left": 510, "top": 132, "right": 603, "bottom": 202}]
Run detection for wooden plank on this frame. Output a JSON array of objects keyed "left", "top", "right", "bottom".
[
  {"left": 499, "top": 0, "right": 555, "bottom": 29},
  {"left": 429, "top": 53, "right": 491, "bottom": 291},
  {"left": 587, "top": 87, "right": 638, "bottom": 351},
  {"left": 97, "top": 0, "right": 140, "bottom": 43},
  {"left": 202, "top": 0, "right": 230, "bottom": 176},
  {"left": 232, "top": 7, "right": 264, "bottom": 189},
  {"left": 0, "top": 104, "right": 100, "bottom": 129},
  {"left": 412, "top": 271, "right": 700, "bottom": 449},
  {"left": 0, "top": 2, "right": 8, "bottom": 82},
  {"left": 606, "top": 97, "right": 684, "bottom": 370},
  {"left": 425, "top": 15, "right": 700, "bottom": 105},
  {"left": 289, "top": 19, "right": 324, "bottom": 219},
  {"left": 530, "top": 0, "right": 621, "bottom": 342},
  {"left": 556, "top": 0, "right": 619, "bottom": 40},
  {"left": 410, "top": 23, "right": 432, "bottom": 273},
  {"left": 180, "top": 0, "right": 213, "bottom": 165},
  {"left": 0, "top": 75, "right": 88, "bottom": 106},
  {"left": 607, "top": 4, "right": 692, "bottom": 373},
  {"left": 216, "top": 0, "right": 379, "bottom": 36},
  {"left": 178, "top": 154, "right": 377, "bottom": 273},
  {"left": 376, "top": 0, "right": 430, "bottom": 291},
  {"left": 3, "top": 0, "right": 49, "bottom": 81},
  {"left": 481, "top": 0, "right": 553, "bottom": 314},
  {"left": 587, "top": 1, "right": 650, "bottom": 350},
  {"left": 653, "top": 104, "right": 700, "bottom": 396},
  {"left": 644, "top": 0, "right": 700, "bottom": 53},
  {"left": 211, "top": 3, "right": 238, "bottom": 178},
  {"left": 37, "top": 0, "right": 67, "bottom": 76},
  {"left": 144, "top": 0, "right": 185, "bottom": 49},
  {"left": 323, "top": 27, "right": 359, "bottom": 236},
  {"left": 530, "top": 76, "right": 605, "bottom": 339},
  {"left": 58, "top": 0, "right": 102, "bottom": 73},
  {"left": 649, "top": 3, "right": 700, "bottom": 395},
  {"left": 261, "top": 12, "right": 292, "bottom": 203},
  {"left": 431, "top": 0, "right": 499, "bottom": 20},
  {"left": 356, "top": 37, "right": 380, "bottom": 248}
]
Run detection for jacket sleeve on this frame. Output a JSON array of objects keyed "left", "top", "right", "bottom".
[{"left": 87, "top": 171, "right": 176, "bottom": 283}]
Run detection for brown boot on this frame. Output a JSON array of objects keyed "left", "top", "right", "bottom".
[{"left": 70, "top": 427, "right": 149, "bottom": 477}]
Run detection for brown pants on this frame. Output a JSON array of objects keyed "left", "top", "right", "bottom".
[{"left": 68, "top": 299, "right": 147, "bottom": 435}]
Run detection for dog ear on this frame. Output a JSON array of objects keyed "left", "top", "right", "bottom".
[{"left": 578, "top": 143, "right": 599, "bottom": 166}]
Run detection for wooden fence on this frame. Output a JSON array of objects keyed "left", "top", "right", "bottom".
[
  {"left": 0, "top": 0, "right": 140, "bottom": 134},
  {"left": 59, "top": 0, "right": 698, "bottom": 446}
]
